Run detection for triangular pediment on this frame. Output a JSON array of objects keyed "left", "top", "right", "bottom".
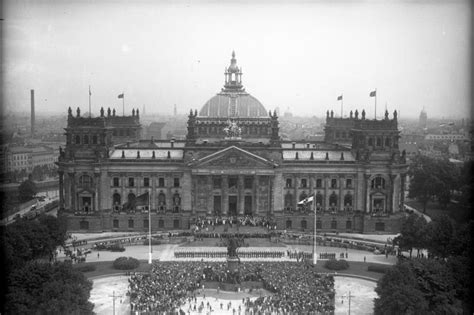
[{"left": 188, "top": 146, "right": 277, "bottom": 168}]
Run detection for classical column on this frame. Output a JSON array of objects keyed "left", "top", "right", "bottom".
[
  {"left": 400, "top": 173, "right": 406, "bottom": 210},
  {"left": 389, "top": 174, "right": 396, "bottom": 214},
  {"left": 151, "top": 174, "right": 156, "bottom": 211},
  {"left": 222, "top": 175, "right": 228, "bottom": 215},
  {"left": 269, "top": 175, "right": 274, "bottom": 216},
  {"left": 58, "top": 171, "right": 64, "bottom": 209},
  {"left": 238, "top": 175, "right": 244, "bottom": 215},
  {"left": 254, "top": 175, "right": 259, "bottom": 215},
  {"left": 339, "top": 176, "right": 344, "bottom": 212},
  {"left": 207, "top": 176, "right": 213, "bottom": 215},
  {"left": 324, "top": 175, "right": 329, "bottom": 210},
  {"left": 94, "top": 173, "right": 100, "bottom": 211},
  {"left": 191, "top": 176, "right": 197, "bottom": 215},
  {"left": 365, "top": 174, "right": 371, "bottom": 213},
  {"left": 69, "top": 172, "right": 76, "bottom": 211},
  {"left": 166, "top": 175, "right": 172, "bottom": 212},
  {"left": 293, "top": 175, "right": 298, "bottom": 210}
]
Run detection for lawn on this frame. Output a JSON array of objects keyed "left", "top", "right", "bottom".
[{"left": 405, "top": 199, "right": 471, "bottom": 223}]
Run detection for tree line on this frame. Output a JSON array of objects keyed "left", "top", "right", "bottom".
[{"left": 0, "top": 215, "right": 94, "bottom": 314}]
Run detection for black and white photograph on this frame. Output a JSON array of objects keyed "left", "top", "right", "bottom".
[{"left": 1, "top": 0, "right": 472, "bottom": 314}]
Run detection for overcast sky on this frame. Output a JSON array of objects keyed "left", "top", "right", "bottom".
[{"left": 2, "top": 0, "right": 471, "bottom": 118}]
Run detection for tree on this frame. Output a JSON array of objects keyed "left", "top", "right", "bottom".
[
  {"left": 4, "top": 261, "right": 94, "bottom": 314},
  {"left": 393, "top": 213, "right": 428, "bottom": 258},
  {"left": 424, "top": 215, "right": 454, "bottom": 259},
  {"left": 18, "top": 176, "right": 37, "bottom": 202},
  {"left": 375, "top": 259, "right": 462, "bottom": 315},
  {"left": 408, "top": 155, "right": 459, "bottom": 212}
]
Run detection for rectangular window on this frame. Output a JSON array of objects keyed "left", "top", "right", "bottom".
[
  {"left": 128, "top": 219, "right": 134, "bottom": 228},
  {"left": 143, "top": 219, "right": 149, "bottom": 229},
  {"left": 331, "top": 178, "right": 337, "bottom": 189},
  {"left": 144, "top": 177, "right": 150, "bottom": 187},
  {"left": 301, "top": 179, "right": 307, "bottom": 188},
  {"left": 113, "top": 219, "right": 119, "bottom": 228},
  {"left": 286, "top": 178, "right": 292, "bottom": 188},
  {"left": 158, "top": 177, "right": 165, "bottom": 187},
  {"left": 346, "top": 220, "right": 352, "bottom": 230},
  {"left": 331, "top": 220, "right": 337, "bottom": 229},
  {"left": 128, "top": 177, "right": 134, "bottom": 187},
  {"left": 316, "top": 178, "right": 322, "bottom": 188},
  {"left": 228, "top": 177, "right": 238, "bottom": 188},
  {"left": 113, "top": 177, "right": 120, "bottom": 187},
  {"left": 244, "top": 177, "right": 253, "bottom": 189},
  {"left": 346, "top": 178, "right": 352, "bottom": 188},
  {"left": 173, "top": 178, "right": 180, "bottom": 187},
  {"left": 158, "top": 219, "right": 164, "bottom": 228},
  {"left": 213, "top": 177, "right": 222, "bottom": 189}
]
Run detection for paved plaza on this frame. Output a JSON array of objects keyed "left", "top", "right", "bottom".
[{"left": 90, "top": 275, "right": 377, "bottom": 314}]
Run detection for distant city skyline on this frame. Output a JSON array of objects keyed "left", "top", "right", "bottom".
[{"left": 2, "top": 0, "right": 471, "bottom": 119}]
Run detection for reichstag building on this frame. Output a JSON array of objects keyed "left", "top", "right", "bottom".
[{"left": 57, "top": 52, "right": 408, "bottom": 233}]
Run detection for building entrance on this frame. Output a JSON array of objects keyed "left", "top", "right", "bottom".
[
  {"left": 213, "top": 196, "right": 222, "bottom": 216},
  {"left": 244, "top": 195, "right": 252, "bottom": 215},
  {"left": 228, "top": 196, "right": 237, "bottom": 216},
  {"left": 82, "top": 196, "right": 91, "bottom": 213}
]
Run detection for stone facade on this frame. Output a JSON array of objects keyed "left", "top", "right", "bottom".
[{"left": 57, "top": 52, "right": 408, "bottom": 234}]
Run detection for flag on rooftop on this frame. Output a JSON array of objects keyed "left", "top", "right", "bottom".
[{"left": 369, "top": 90, "right": 376, "bottom": 97}]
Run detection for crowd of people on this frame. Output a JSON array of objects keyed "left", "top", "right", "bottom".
[
  {"left": 128, "top": 261, "right": 335, "bottom": 314},
  {"left": 193, "top": 216, "right": 277, "bottom": 232},
  {"left": 174, "top": 249, "right": 285, "bottom": 259}
]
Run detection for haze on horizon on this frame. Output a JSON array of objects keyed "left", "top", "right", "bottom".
[{"left": 1, "top": 0, "right": 471, "bottom": 119}]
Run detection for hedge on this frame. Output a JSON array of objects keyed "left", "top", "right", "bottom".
[
  {"left": 113, "top": 257, "right": 140, "bottom": 270},
  {"left": 367, "top": 264, "right": 392, "bottom": 274},
  {"left": 74, "top": 264, "right": 97, "bottom": 272},
  {"left": 324, "top": 259, "right": 349, "bottom": 271}
]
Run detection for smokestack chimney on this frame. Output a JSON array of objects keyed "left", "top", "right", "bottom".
[{"left": 31, "top": 89, "right": 35, "bottom": 135}]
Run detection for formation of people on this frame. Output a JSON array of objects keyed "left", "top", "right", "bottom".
[
  {"left": 128, "top": 261, "right": 334, "bottom": 314},
  {"left": 174, "top": 250, "right": 285, "bottom": 259},
  {"left": 193, "top": 215, "right": 277, "bottom": 232}
]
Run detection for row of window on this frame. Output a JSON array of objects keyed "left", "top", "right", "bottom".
[
  {"left": 74, "top": 134, "right": 99, "bottom": 145},
  {"left": 285, "top": 178, "right": 353, "bottom": 189},
  {"left": 367, "top": 137, "right": 393, "bottom": 147},
  {"left": 79, "top": 218, "right": 181, "bottom": 230},
  {"left": 112, "top": 177, "right": 180, "bottom": 188},
  {"left": 285, "top": 219, "right": 385, "bottom": 231},
  {"left": 285, "top": 193, "right": 353, "bottom": 207}
]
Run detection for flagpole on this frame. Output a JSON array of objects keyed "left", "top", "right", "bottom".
[
  {"left": 313, "top": 189, "right": 317, "bottom": 265},
  {"left": 341, "top": 94, "right": 343, "bottom": 118},
  {"left": 374, "top": 88, "right": 377, "bottom": 119},
  {"left": 122, "top": 92, "right": 125, "bottom": 116},
  {"left": 89, "top": 85, "right": 91, "bottom": 118},
  {"left": 148, "top": 191, "right": 152, "bottom": 264}
]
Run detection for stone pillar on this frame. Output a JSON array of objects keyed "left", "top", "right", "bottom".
[
  {"left": 293, "top": 175, "right": 298, "bottom": 210},
  {"left": 400, "top": 173, "right": 406, "bottom": 210},
  {"left": 222, "top": 175, "right": 228, "bottom": 215},
  {"left": 207, "top": 176, "right": 213, "bottom": 215},
  {"left": 166, "top": 175, "right": 172, "bottom": 212},
  {"left": 324, "top": 175, "right": 329, "bottom": 210},
  {"left": 94, "top": 172, "right": 100, "bottom": 211},
  {"left": 254, "top": 175, "right": 259, "bottom": 214},
  {"left": 365, "top": 174, "right": 371, "bottom": 213},
  {"left": 389, "top": 174, "right": 396, "bottom": 214},
  {"left": 151, "top": 175, "right": 156, "bottom": 211},
  {"left": 191, "top": 176, "right": 197, "bottom": 215},
  {"left": 69, "top": 172, "right": 76, "bottom": 211},
  {"left": 269, "top": 175, "right": 274, "bottom": 216},
  {"left": 121, "top": 174, "right": 125, "bottom": 211},
  {"left": 238, "top": 175, "right": 244, "bottom": 215},
  {"left": 59, "top": 171, "right": 64, "bottom": 209},
  {"left": 339, "top": 176, "right": 344, "bottom": 212}
]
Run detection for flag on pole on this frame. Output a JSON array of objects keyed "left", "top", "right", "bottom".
[
  {"left": 337, "top": 95, "right": 343, "bottom": 101},
  {"left": 369, "top": 90, "right": 376, "bottom": 97},
  {"left": 298, "top": 195, "right": 314, "bottom": 205},
  {"left": 135, "top": 191, "right": 150, "bottom": 207},
  {"left": 89, "top": 86, "right": 91, "bottom": 96},
  {"left": 118, "top": 93, "right": 124, "bottom": 99}
]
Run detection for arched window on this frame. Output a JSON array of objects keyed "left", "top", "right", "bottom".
[
  {"left": 113, "top": 193, "right": 121, "bottom": 211},
  {"left": 371, "top": 176, "right": 386, "bottom": 189},
  {"left": 79, "top": 175, "right": 92, "bottom": 188},
  {"left": 286, "top": 220, "right": 292, "bottom": 229},
  {"left": 158, "top": 192, "right": 166, "bottom": 205},
  {"left": 329, "top": 193, "right": 338, "bottom": 208},
  {"left": 75, "top": 135, "right": 81, "bottom": 144},
  {"left": 83, "top": 135, "right": 89, "bottom": 144},
  {"left": 127, "top": 193, "right": 136, "bottom": 210},
  {"left": 173, "top": 193, "right": 181, "bottom": 212},
  {"left": 331, "top": 220, "right": 337, "bottom": 229},
  {"left": 344, "top": 194, "right": 353, "bottom": 207},
  {"left": 301, "top": 179, "right": 307, "bottom": 188},
  {"left": 316, "top": 220, "right": 322, "bottom": 229},
  {"left": 368, "top": 138, "right": 374, "bottom": 146},
  {"left": 316, "top": 193, "right": 323, "bottom": 208},
  {"left": 92, "top": 135, "right": 98, "bottom": 144},
  {"left": 376, "top": 137, "right": 382, "bottom": 146},
  {"left": 284, "top": 193, "right": 293, "bottom": 210},
  {"left": 385, "top": 138, "right": 391, "bottom": 147},
  {"left": 286, "top": 178, "right": 292, "bottom": 188}
]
